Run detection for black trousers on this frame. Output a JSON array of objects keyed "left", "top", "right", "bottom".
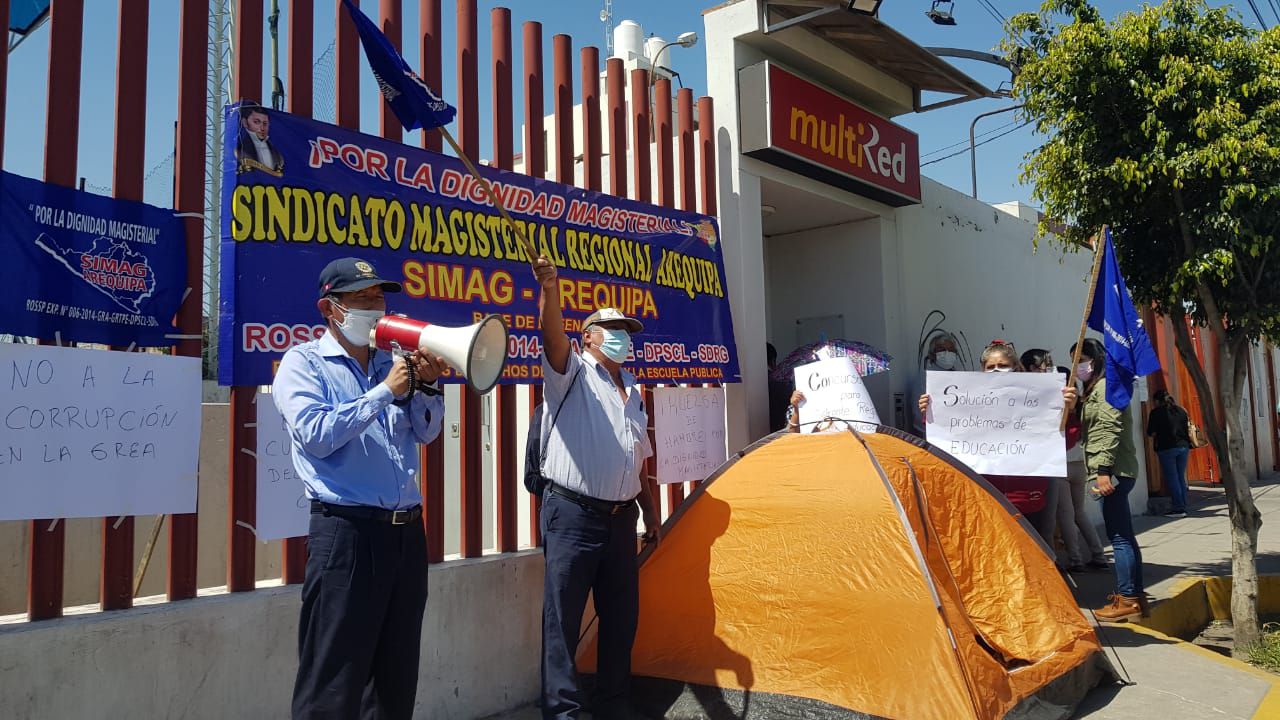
[
  {"left": 541, "top": 491, "right": 641, "bottom": 720},
  {"left": 292, "top": 508, "right": 429, "bottom": 720}
]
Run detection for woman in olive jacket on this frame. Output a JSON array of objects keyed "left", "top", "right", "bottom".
[{"left": 1075, "top": 338, "right": 1145, "bottom": 621}]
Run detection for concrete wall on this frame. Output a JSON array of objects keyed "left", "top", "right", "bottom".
[{"left": 0, "top": 552, "right": 542, "bottom": 720}]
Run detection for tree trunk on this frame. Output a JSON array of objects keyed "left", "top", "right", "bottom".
[{"left": 1171, "top": 318, "right": 1262, "bottom": 655}]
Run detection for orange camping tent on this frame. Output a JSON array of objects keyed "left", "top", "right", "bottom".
[{"left": 579, "top": 427, "right": 1113, "bottom": 719}]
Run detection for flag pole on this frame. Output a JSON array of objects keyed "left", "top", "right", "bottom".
[
  {"left": 436, "top": 125, "right": 540, "bottom": 267},
  {"left": 1062, "top": 225, "right": 1108, "bottom": 431}
]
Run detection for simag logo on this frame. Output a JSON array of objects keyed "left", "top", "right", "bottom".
[{"left": 243, "top": 323, "right": 329, "bottom": 352}]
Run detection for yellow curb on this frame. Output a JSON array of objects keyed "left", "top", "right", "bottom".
[
  {"left": 1115, "top": 622, "right": 1280, "bottom": 719},
  {"left": 1137, "top": 574, "right": 1280, "bottom": 639}
]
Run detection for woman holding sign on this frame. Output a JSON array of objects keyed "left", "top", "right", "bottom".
[
  {"left": 1074, "top": 338, "right": 1147, "bottom": 622},
  {"left": 918, "top": 341, "right": 1076, "bottom": 551}
]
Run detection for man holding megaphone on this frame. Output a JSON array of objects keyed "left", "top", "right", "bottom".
[
  {"left": 532, "top": 254, "right": 660, "bottom": 720},
  {"left": 273, "top": 257, "right": 446, "bottom": 720}
]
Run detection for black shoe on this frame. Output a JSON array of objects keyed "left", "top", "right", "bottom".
[
  {"left": 1087, "top": 559, "right": 1109, "bottom": 571},
  {"left": 1165, "top": 510, "right": 1187, "bottom": 518}
]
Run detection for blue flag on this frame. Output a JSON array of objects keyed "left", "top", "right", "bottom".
[
  {"left": 342, "top": 0, "right": 456, "bottom": 130},
  {"left": 1087, "top": 229, "right": 1162, "bottom": 409}
]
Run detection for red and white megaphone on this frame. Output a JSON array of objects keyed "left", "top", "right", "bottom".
[{"left": 371, "top": 314, "right": 510, "bottom": 394}]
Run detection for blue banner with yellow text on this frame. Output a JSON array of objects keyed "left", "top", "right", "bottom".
[{"left": 218, "top": 103, "right": 739, "bottom": 386}]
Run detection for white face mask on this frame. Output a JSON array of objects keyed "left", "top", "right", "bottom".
[
  {"left": 985, "top": 366, "right": 1014, "bottom": 373},
  {"left": 595, "top": 327, "right": 632, "bottom": 364},
  {"left": 933, "top": 350, "right": 959, "bottom": 370},
  {"left": 330, "top": 300, "right": 383, "bottom": 347},
  {"left": 1076, "top": 364, "right": 1095, "bottom": 382}
]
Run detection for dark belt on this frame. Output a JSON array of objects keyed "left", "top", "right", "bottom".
[
  {"left": 548, "top": 483, "right": 637, "bottom": 516},
  {"left": 311, "top": 500, "right": 422, "bottom": 526}
]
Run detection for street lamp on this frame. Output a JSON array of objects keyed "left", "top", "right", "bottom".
[{"left": 648, "top": 32, "right": 699, "bottom": 135}]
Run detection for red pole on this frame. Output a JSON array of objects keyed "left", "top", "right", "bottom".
[
  {"left": 631, "top": 70, "right": 651, "bottom": 204},
  {"left": 492, "top": 7, "right": 518, "bottom": 554},
  {"left": 420, "top": 0, "right": 445, "bottom": 561},
  {"left": 553, "top": 35, "right": 573, "bottom": 186},
  {"left": 698, "top": 97, "right": 717, "bottom": 217},
  {"left": 606, "top": 58, "right": 625, "bottom": 199},
  {"left": 168, "top": 0, "right": 208, "bottom": 603},
  {"left": 379, "top": 0, "right": 402, "bottom": 143},
  {"left": 30, "top": 0, "right": 85, "bottom": 621},
  {"left": 457, "top": 0, "right": 484, "bottom": 558},
  {"left": 653, "top": 77, "right": 684, "bottom": 511},
  {"left": 282, "top": 0, "right": 315, "bottom": 586},
  {"left": 677, "top": 88, "right": 695, "bottom": 212},
  {"left": 228, "top": 0, "right": 265, "bottom": 594},
  {"left": 581, "top": 46, "right": 601, "bottom": 193},
  {"left": 523, "top": 21, "right": 545, "bottom": 547},
  {"left": 336, "top": 0, "right": 360, "bottom": 129},
  {"left": 102, "top": 0, "right": 150, "bottom": 611}
]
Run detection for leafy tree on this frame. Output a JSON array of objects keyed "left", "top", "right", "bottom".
[{"left": 1006, "top": 0, "right": 1280, "bottom": 654}]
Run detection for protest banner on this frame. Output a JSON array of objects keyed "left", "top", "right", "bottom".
[
  {"left": 924, "top": 371, "right": 1067, "bottom": 477},
  {"left": 255, "top": 393, "right": 309, "bottom": 540},
  {"left": 0, "top": 342, "right": 200, "bottom": 520},
  {"left": 654, "top": 387, "right": 727, "bottom": 484},
  {"left": 218, "top": 103, "right": 739, "bottom": 387},
  {"left": 0, "top": 170, "right": 186, "bottom": 346},
  {"left": 793, "top": 357, "right": 880, "bottom": 430}
]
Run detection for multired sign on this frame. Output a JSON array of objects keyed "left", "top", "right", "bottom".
[{"left": 739, "top": 62, "right": 921, "bottom": 206}]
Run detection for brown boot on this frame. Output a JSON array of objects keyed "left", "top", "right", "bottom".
[{"left": 1095, "top": 593, "right": 1142, "bottom": 622}]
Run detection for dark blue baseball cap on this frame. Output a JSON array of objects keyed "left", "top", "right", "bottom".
[{"left": 317, "top": 257, "right": 402, "bottom": 298}]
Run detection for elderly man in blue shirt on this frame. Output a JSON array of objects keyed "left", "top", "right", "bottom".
[
  {"left": 273, "top": 257, "right": 446, "bottom": 720},
  {"left": 532, "top": 254, "right": 661, "bottom": 720}
]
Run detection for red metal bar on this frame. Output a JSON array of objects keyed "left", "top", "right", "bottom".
[
  {"left": 420, "top": 0, "right": 442, "bottom": 154},
  {"left": 168, "top": 0, "right": 208, "bottom": 603},
  {"left": 553, "top": 35, "right": 573, "bottom": 185},
  {"left": 523, "top": 21, "right": 545, "bottom": 548},
  {"left": 492, "top": 7, "right": 518, "bottom": 554},
  {"left": 281, "top": 0, "right": 316, "bottom": 586},
  {"left": 29, "top": 0, "right": 85, "bottom": 622},
  {"left": 606, "top": 58, "right": 626, "bottom": 198},
  {"left": 655, "top": 77, "right": 674, "bottom": 210},
  {"left": 630, "top": 70, "right": 650, "bottom": 203},
  {"left": 581, "top": 46, "right": 601, "bottom": 193},
  {"left": 101, "top": 0, "right": 150, "bottom": 611},
  {"left": 379, "top": 0, "right": 402, "bottom": 142},
  {"left": 420, "top": 0, "right": 444, "bottom": 561},
  {"left": 457, "top": 0, "right": 484, "bottom": 558},
  {"left": 677, "top": 88, "right": 695, "bottom": 212},
  {"left": 229, "top": 0, "right": 265, "bottom": 593},
  {"left": 698, "top": 97, "right": 717, "bottom": 216},
  {"left": 336, "top": 0, "right": 360, "bottom": 129}
]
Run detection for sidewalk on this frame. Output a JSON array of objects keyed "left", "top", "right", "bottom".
[
  {"left": 1071, "top": 474, "right": 1280, "bottom": 719},
  {"left": 487, "top": 477, "right": 1280, "bottom": 720}
]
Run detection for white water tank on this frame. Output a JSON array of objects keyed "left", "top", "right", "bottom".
[
  {"left": 614, "top": 20, "right": 644, "bottom": 63},
  {"left": 645, "top": 36, "right": 669, "bottom": 71}
]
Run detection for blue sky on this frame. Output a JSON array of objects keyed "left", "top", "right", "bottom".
[{"left": 2, "top": 1, "right": 1270, "bottom": 210}]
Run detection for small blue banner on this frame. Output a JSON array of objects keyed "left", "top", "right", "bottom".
[
  {"left": 218, "top": 103, "right": 740, "bottom": 386},
  {"left": 0, "top": 171, "right": 186, "bottom": 346}
]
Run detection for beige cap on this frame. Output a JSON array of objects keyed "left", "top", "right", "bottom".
[{"left": 583, "top": 307, "right": 644, "bottom": 334}]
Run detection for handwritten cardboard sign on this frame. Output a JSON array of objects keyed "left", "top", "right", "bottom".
[
  {"left": 654, "top": 387, "right": 727, "bottom": 484},
  {"left": 256, "top": 393, "right": 310, "bottom": 541},
  {"left": 794, "top": 357, "right": 880, "bottom": 431},
  {"left": 0, "top": 342, "right": 200, "bottom": 520},
  {"left": 924, "top": 371, "right": 1067, "bottom": 477}
]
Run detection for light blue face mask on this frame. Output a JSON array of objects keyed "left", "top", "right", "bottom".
[{"left": 595, "top": 327, "right": 631, "bottom": 363}]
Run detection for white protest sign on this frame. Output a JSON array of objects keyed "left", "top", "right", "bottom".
[
  {"left": 924, "top": 371, "right": 1067, "bottom": 477},
  {"left": 794, "top": 357, "right": 880, "bottom": 430},
  {"left": 0, "top": 342, "right": 200, "bottom": 520},
  {"left": 256, "top": 393, "right": 310, "bottom": 540},
  {"left": 654, "top": 387, "right": 727, "bottom": 484}
]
